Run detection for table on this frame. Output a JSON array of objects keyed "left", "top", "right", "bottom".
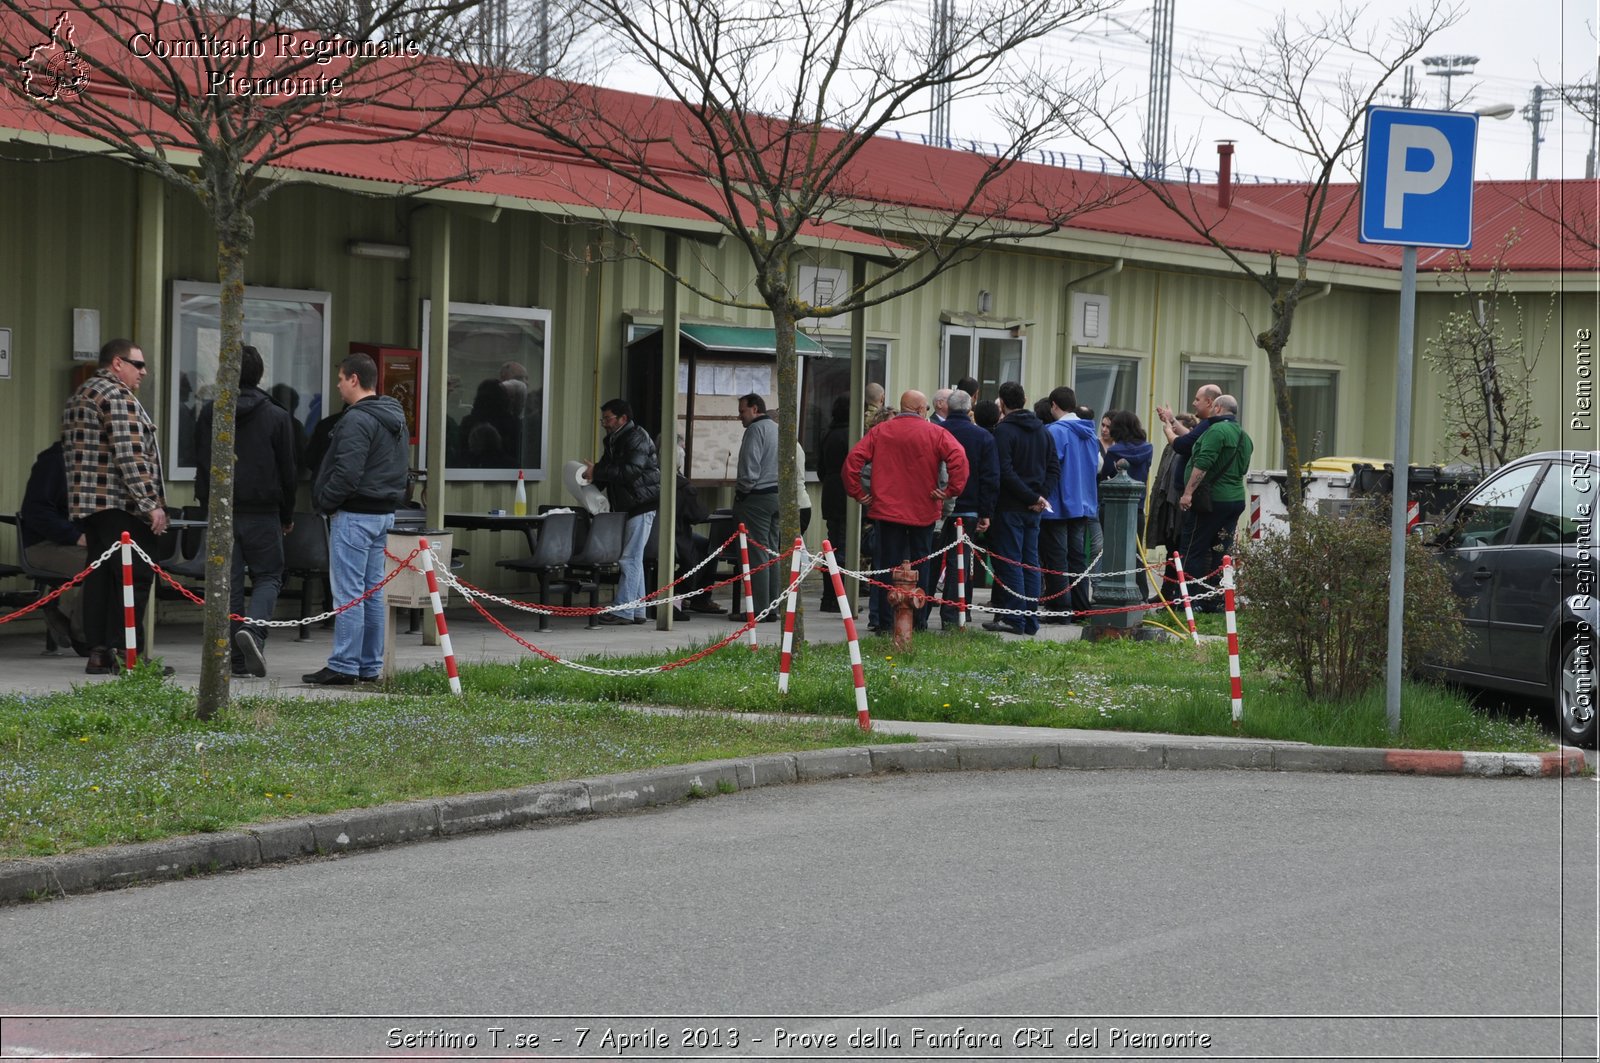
[{"left": 443, "top": 512, "right": 548, "bottom": 533}]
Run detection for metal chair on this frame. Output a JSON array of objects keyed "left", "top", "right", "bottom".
[
  {"left": 9, "top": 515, "right": 76, "bottom": 653},
  {"left": 558, "top": 510, "right": 627, "bottom": 628},
  {"left": 496, "top": 510, "right": 576, "bottom": 632}
]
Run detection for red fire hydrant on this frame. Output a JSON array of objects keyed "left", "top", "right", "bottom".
[{"left": 887, "top": 560, "right": 924, "bottom": 651}]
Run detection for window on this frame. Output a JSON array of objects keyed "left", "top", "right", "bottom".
[
  {"left": 801, "top": 337, "right": 889, "bottom": 473},
  {"left": 1518, "top": 463, "right": 1580, "bottom": 546},
  {"left": 423, "top": 301, "right": 551, "bottom": 481},
  {"left": 1453, "top": 462, "right": 1542, "bottom": 548},
  {"left": 1181, "top": 361, "right": 1246, "bottom": 417},
  {"left": 169, "top": 282, "right": 330, "bottom": 480},
  {"left": 943, "top": 325, "right": 1023, "bottom": 398},
  {"left": 1286, "top": 368, "right": 1338, "bottom": 461},
  {"left": 1073, "top": 353, "right": 1141, "bottom": 420}
]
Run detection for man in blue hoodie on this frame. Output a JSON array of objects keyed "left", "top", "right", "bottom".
[
  {"left": 304, "top": 353, "right": 410, "bottom": 685},
  {"left": 1041, "top": 385, "right": 1102, "bottom": 619},
  {"left": 984, "top": 382, "right": 1057, "bottom": 636}
]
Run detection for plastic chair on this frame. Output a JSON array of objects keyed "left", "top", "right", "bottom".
[
  {"left": 281, "top": 513, "right": 329, "bottom": 640},
  {"left": 559, "top": 510, "right": 626, "bottom": 628},
  {"left": 497, "top": 510, "right": 576, "bottom": 632}
]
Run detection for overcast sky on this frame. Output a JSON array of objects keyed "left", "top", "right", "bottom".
[{"left": 940, "top": 0, "right": 1600, "bottom": 183}]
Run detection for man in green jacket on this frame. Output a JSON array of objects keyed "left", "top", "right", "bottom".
[{"left": 1177, "top": 394, "right": 1253, "bottom": 610}]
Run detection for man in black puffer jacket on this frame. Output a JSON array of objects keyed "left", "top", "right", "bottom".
[
  {"left": 196, "top": 345, "right": 299, "bottom": 678},
  {"left": 584, "top": 398, "right": 660, "bottom": 625},
  {"left": 303, "top": 352, "right": 409, "bottom": 685}
]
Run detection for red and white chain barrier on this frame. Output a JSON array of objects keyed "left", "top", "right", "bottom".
[
  {"left": 778, "top": 538, "right": 804, "bottom": 693},
  {"left": 821, "top": 539, "right": 870, "bottom": 731},
  {"left": 955, "top": 518, "right": 968, "bottom": 629},
  {"left": 119, "top": 532, "right": 138, "bottom": 671},
  {"left": 417, "top": 537, "right": 461, "bottom": 695},
  {"left": 1173, "top": 551, "right": 1200, "bottom": 646},
  {"left": 737, "top": 523, "right": 758, "bottom": 650},
  {"left": 1223, "top": 554, "right": 1242, "bottom": 724}
]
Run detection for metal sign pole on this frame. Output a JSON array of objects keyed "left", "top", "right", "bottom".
[{"left": 1385, "top": 244, "right": 1419, "bottom": 735}]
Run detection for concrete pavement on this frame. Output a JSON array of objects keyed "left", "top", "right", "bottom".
[{"left": 0, "top": 588, "right": 1589, "bottom": 905}]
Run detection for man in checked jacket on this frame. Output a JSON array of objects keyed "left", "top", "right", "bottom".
[{"left": 62, "top": 338, "right": 170, "bottom": 675}]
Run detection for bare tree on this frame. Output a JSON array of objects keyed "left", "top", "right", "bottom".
[
  {"left": 1, "top": 0, "right": 504, "bottom": 716},
  {"left": 1422, "top": 233, "right": 1551, "bottom": 471},
  {"left": 1073, "top": 1, "right": 1461, "bottom": 515},
  {"left": 502, "top": 0, "right": 1120, "bottom": 634}
]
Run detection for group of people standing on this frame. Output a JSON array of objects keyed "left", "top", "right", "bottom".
[
  {"left": 815, "top": 375, "right": 1252, "bottom": 634},
  {"left": 20, "top": 342, "right": 410, "bottom": 684}
]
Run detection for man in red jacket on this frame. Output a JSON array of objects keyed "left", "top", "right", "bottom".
[{"left": 843, "top": 389, "right": 969, "bottom": 633}]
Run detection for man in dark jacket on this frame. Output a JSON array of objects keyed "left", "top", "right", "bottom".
[
  {"left": 985, "top": 381, "right": 1057, "bottom": 636},
  {"left": 196, "top": 345, "right": 299, "bottom": 678},
  {"left": 938, "top": 388, "right": 999, "bottom": 628},
  {"left": 584, "top": 398, "right": 660, "bottom": 625},
  {"left": 19, "top": 440, "right": 87, "bottom": 651},
  {"left": 303, "top": 352, "right": 409, "bottom": 685}
]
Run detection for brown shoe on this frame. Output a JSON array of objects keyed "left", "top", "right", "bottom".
[{"left": 85, "top": 647, "right": 115, "bottom": 675}]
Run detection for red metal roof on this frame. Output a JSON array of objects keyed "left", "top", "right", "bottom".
[{"left": 0, "top": 0, "right": 1591, "bottom": 274}]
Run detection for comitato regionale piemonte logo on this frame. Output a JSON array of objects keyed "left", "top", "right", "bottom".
[{"left": 21, "top": 12, "right": 89, "bottom": 101}]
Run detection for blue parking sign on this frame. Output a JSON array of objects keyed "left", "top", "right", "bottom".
[{"left": 1359, "top": 107, "right": 1478, "bottom": 248}]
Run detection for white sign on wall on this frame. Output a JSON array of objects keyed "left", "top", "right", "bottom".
[{"left": 0, "top": 328, "right": 11, "bottom": 380}]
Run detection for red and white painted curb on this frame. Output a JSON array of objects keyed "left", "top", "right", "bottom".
[{"left": 1382, "top": 748, "right": 1587, "bottom": 777}]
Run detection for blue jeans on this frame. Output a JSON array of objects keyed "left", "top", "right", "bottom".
[
  {"left": 231, "top": 512, "right": 285, "bottom": 654},
  {"left": 328, "top": 510, "right": 395, "bottom": 677},
  {"left": 991, "top": 509, "right": 1041, "bottom": 634},
  {"left": 617, "top": 511, "right": 656, "bottom": 621}
]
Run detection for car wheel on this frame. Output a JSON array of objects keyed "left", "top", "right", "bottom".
[{"left": 1553, "top": 634, "right": 1598, "bottom": 748}]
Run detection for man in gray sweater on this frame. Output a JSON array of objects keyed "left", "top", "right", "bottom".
[{"left": 732, "top": 392, "right": 781, "bottom": 620}]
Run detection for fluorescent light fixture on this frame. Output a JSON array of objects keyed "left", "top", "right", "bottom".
[{"left": 347, "top": 240, "right": 411, "bottom": 261}]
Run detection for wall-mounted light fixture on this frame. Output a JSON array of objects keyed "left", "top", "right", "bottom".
[
  {"left": 977, "top": 289, "right": 992, "bottom": 315},
  {"left": 347, "top": 240, "right": 411, "bottom": 261}
]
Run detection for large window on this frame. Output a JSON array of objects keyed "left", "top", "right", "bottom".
[
  {"left": 801, "top": 337, "right": 889, "bottom": 473},
  {"left": 943, "top": 325, "right": 1023, "bottom": 397},
  {"left": 1181, "top": 360, "right": 1246, "bottom": 417},
  {"left": 169, "top": 282, "right": 330, "bottom": 480},
  {"left": 1073, "top": 352, "right": 1142, "bottom": 420},
  {"left": 423, "top": 301, "right": 551, "bottom": 482},
  {"left": 1286, "top": 368, "right": 1338, "bottom": 461}
]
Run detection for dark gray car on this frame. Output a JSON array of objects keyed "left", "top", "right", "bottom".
[{"left": 1423, "top": 450, "right": 1597, "bottom": 747}]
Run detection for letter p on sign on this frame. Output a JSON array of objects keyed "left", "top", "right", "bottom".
[{"left": 1360, "top": 107, "right": 1478, "bottom": 249}]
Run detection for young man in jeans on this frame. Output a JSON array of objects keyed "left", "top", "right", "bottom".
[{"left": 303, "top": 353, "right": 409, "bottom": 685}]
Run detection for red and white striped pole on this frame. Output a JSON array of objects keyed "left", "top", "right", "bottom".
[
  {"left": 1173, "top": 550, "right": 1200, "bottom": 646},
  {"left": 777, "top": 538, "right": 804, "bottom": 693},
  {"left": 822, "top": 539, "right": 870, "bottom": 731},
  {"left": 1406, "top": 500, "right": 1420, "bottom": 535},
  {"left": 119, "top": 531, "right": 137, "bottom": 671},
  {"left": 1249, "top": 493, "right": 1262, "bottom": 540},
  {"left": 1223, "top": 554, "right": 1242, "bottom": 725},
  {"left": 417, "top": 538, "right": 461, "bottom": 696},
  {"left": 737, "top": 523, "right": 758, "bottom": 649},
  {"left": 955, "top": 518, "right": 968, "bottom": 630}
]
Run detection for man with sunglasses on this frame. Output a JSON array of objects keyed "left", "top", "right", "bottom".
[{"left": 62, "top": 338, "right": 170, "bottom": 675}]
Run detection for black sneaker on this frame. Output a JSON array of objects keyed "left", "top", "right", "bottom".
[
  {"left": 302, "top": 666, "right": 358, "bottom": 686},
  {"left": 232, "top": 629, "right": 267, "bottom": 677}
]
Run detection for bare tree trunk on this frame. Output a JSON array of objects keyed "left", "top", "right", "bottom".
[
  {"left": 772, "top": 299, "right": 803, "bottom": 650},
  {"left": 195, "top": 217, "right": 249, "bottom": 718}
]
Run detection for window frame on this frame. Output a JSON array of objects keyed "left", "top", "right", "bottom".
[
  {"left": 422, "top": 299, "right": 554, "bottom": 483},
  {"left": 167, "top": 280, "right": 331, "bottom": 482},
  {"left": 942, "top": 324, "right": 1025, "bottom": 396}
]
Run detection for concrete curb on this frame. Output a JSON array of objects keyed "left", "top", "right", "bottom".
[{"left": 0, "top": 737, "right": 1586, "bottom": 905}]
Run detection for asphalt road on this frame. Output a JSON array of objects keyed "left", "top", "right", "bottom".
[{"left": 2, "top": 771, "right": 1595, "bottom": 1061}]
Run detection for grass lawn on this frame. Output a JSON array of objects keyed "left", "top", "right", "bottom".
[
  {"left": 0, "top": 665, "right": 895, "bottom": 860},
  {"left": 389, "top": 621, "right": 1554, "bottom": 753},
  {"left": 2, "top": 614, "right": 1561, "bottom": 862}
]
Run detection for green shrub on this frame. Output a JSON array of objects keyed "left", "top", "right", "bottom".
[{"left": 1238, "top": 512, "right": 1466, "bottom": 701}]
